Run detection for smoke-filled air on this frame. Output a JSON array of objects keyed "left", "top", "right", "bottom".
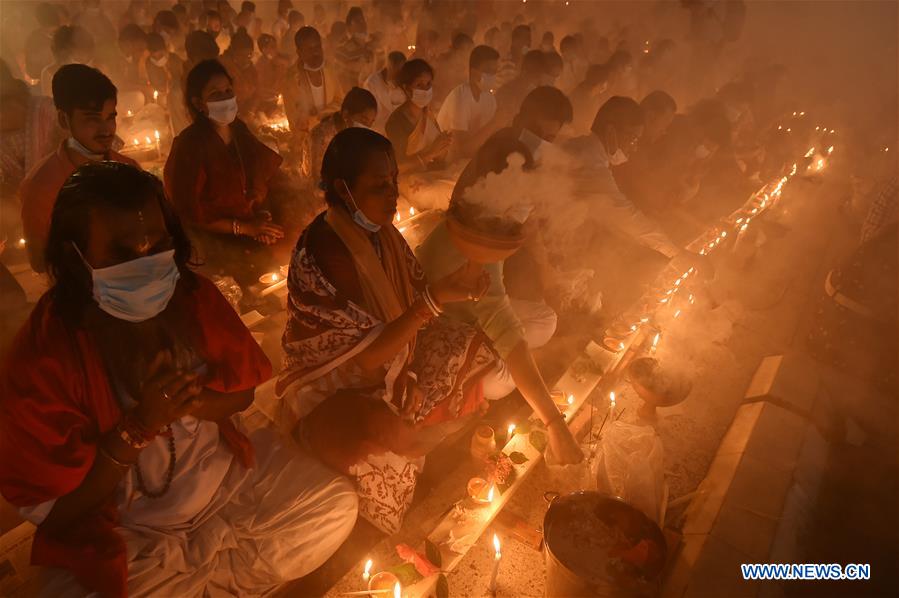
[{"left": 0, "top": 1, "right": 895, "bottom": 597}]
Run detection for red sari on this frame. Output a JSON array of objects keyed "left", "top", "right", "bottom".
[
  {"left": 0, "top": 275, "right": 271, "bottom": 597},
  {"left": 163, "top": 116, "right": 282, "bottom": 225}
]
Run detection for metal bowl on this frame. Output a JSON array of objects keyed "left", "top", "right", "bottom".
[{"left": 626, "top": 357, "right": 692, "bottom": 409}]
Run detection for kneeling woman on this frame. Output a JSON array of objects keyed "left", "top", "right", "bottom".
[
  {"left": 165, "top": 59, "right": 286, "bottom": 287},
  {"left": 0, "top": 163, "right": 357, "bottom": 597},
  {"left": 274, "top": 128, "right": 497, "bottom": 534}
]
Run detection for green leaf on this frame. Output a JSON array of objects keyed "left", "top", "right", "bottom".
[
  {"left": 436, "top": 573, "right": 449, "bottom": 598},
  {"left": 425, "top": 539, "right": 443, "bottom": 568},
  {"left": 529, "top": 430, "right": 548, "bottom": 453},
  {"left": 508, "top": 451, "right": 529, "bottom": 464},
  {"left": 389, "top": 562, "right": 423, "bottom": 586}
]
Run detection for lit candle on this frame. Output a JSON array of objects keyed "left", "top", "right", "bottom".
[
  {"left": 127, "top": 109, "right": 133, "bottom": 117},
  {"left": 154, "top": 129, "right": 161, "bottom": 159},
  {"left": 17, "top": 238, "right": 26, "bottom": 247},
  {"left": 651, "top": 332, "right": 660, "bottom": 355},
  {"left": 362, "top": 559, "right": 373, "bottom": 583},
  {"left": 488, "top": 534, "right": 502, "bottom": 593},
  {"left": 507, "top": 423, "right": 516, "bottom": 439},
  {"left": 487, "top": 484, "right": 495, "bottom": 503},
  {"left": 153, "top": 89, "right": 159, "bottom": 103},
  {"left": 609, "top": 391, "right": 616, "bottom": 418},
  {"left": 409, "top": 207, "right": 415, "bottom": 216},
  {"left": 393, "top": 581, "right": 402, "bottom": 598},
  {"left": 566, "top": 394, "right": 574, "bottom": 405}
]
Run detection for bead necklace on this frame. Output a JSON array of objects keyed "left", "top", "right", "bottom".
[{"left": 134, "top": 425, "right": 176, "bottom": 498}]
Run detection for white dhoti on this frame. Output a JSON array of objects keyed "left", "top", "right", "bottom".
[{"left": 37, "top": 423, "right": 358, "bottom": 598}]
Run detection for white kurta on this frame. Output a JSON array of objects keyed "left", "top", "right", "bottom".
[
  {"left": 436, "top": 82, "right": 497, "bottom": 135},
  {"left": 34, "top": 417, "right": 358, "bottom": 598},
  {"left": 364, "top": 70, "right": 405, "bottom": 134}
]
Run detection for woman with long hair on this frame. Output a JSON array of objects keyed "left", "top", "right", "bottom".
[{"left": 164, "top": 58, "right": 285, "bottom": 286}]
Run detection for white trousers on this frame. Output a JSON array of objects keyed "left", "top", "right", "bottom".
[
  {"left": 39, "top": 427, "right": 358, "bottom": 598},
  {"left": 481, "top": 299, "right": 558, "bottom": 400}
]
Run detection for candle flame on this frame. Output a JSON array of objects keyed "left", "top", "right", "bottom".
[
  {"left": 566, "top": 394, "right": 574, "bottom": 405},
  {"left": 487, "top": 485, "right": 495, "bottom": 502},
  {"left": 409, "top": 207, "right": 415, "bottom": 216},
  {"left": 133, "top": 138, "right": 139, "bottom": 145},
  {"left": 153, "top": 89, "right": 159, "bottom": 100},
  {"left": 154, "top": 130, "right": 160, "bottom": 140},
  {"left": 652, "top": 332, "right": 660, "bottom": 347},
  {"left": 493, "top": 533, "right": 501, "bottom": 556},
  {"left": 507, "top": 423, "right": 516, "bottom": 437},
  {"left": 393, "top": 581, "right": 401, "bottom": 598},
  {"left": 609, "top": 391, "right": 616, "bottom": 406},
  {"left": 363, "top": 559, "right": 372, "bottom": 579},
  {"left": 127, "top": 110, "right": 133, "bottom": 116},
  {"left": 18, "top": 238, "right": 26, "bottom": 246}
]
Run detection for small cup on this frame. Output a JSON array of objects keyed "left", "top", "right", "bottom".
[
  {"left": 470, "top": 425, "right": 496, "bottom": 461},
  {"left": 368, "top": 571, "right": 399, "bottom": 596},
  {"left": 258, "top": 272, "right": 281, "bottom": 285},
  {"left": 467, "top": 477, "right": 493, "bottom": 505}
]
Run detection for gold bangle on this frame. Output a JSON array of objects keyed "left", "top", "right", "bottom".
[{"left": 99, "top": 444, "right": 133, "bottom": 470}]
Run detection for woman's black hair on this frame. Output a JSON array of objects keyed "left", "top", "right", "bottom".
[
  {"left": 320, "top": 127, "right": 394, "bottom": 207},
  {"left": 396, "top": 58, "right": 434, "bottom": 88},
  {"left": 46, "top": 161, "right": 195, "bottom": 325},
  {"left": 185, "top": 59, "right": 233, "bottom": 119}
]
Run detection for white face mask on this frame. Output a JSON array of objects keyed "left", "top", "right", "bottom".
[
  {"left": 342, "top": 181, "right": 381, "bottom": 233},
  {"left": 75, "top": 245, "right": 180, "bottom": 323},
  {"left": 207, "top": 97, "right": 238, "bottom": 125},
  {"left": 411, "top": 87, "right": 433, "bottom": 108},
  {"left": 608, "top": 148, "right": 628, "bottom": 166},
  {"left": 66, "top": 137, "right": 104, "bottom": 161},
  {"left": 150, "top": 54, "right": 168, "bottom": 67},
  {"left": 695, "top": 144, "right": 712, "bottom": 160},
  {"left": 479, "top": 73, "right": 496, "bottom": 91}
]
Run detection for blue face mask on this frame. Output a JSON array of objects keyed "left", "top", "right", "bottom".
[
  {"left": 342, "top": 181, "right": 381, "bottom": 233},
  {"left": 75, "top": 244, "right": 181, "bottom": 322}
]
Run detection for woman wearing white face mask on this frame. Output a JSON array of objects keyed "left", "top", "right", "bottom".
[
  {"left": 385, "top": 58, "right": 452, "bottom": 173},
  {"left": 164, "top": 59, "right": 286, "bottom": 288},
  {"left": 274, "top": 128, "right": 496, "bottom": 534}
]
